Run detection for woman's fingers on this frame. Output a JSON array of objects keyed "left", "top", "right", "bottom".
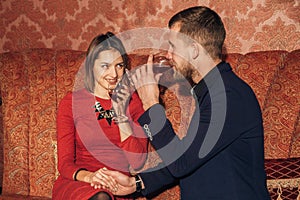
[
  {"left": 87, "top": 168, "right": 118, "bottom": 192},
  {"left": 94, "top": 169, "right": 118, "bottom": 191}
]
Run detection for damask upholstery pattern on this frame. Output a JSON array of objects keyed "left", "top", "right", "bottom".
[
  {"left": 0, "top": 0, "right": 299, "bottom": 54},
  {"left": 291, "top": 120, "right": 300, "bottom": 158},
  {"left": 25, "top": 49, "right": 57, "bottom": 197},
  {"left": 285, "top": 50, "right": 300, "bottom": 158},
  {"left": 56, "top": 50, "right": 86, "bottom": 102},
  {"left": 236, "top": 52, "right": 288, "bottom": 109},
  {"left": 263, "top": 50, "right": 300, "bottom": 159},
  {"left": 0, "top": 89, "right": 3, "bottom": 190},
  {"left": 0, "top": 51, "right": 30, "bottom": 196},
  {"left": 0, "top": 49, "right": 300, "bottom": 199}
]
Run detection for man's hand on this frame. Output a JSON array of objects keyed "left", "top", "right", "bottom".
[
  {"left": 85, "top": 168, "right": 118, "bottom": 191},
  {"left": 99, "top": 168, "right": 137, "bottom": 196},
  {"left": 131, "top": 54, "right": 162, "bottom": 110}
]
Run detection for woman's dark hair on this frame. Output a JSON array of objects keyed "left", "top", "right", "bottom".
[{"left": 84, "top": 32, "right": 129, "bottom": 93}]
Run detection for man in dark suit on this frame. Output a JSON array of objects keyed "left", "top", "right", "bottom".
[{"left": 99, "top": 6, "right": 271, "bottom": 200}]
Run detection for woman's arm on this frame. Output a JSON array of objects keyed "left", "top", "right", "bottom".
[
  {"left": 117, "top": 92, "right": 148, "bottom": 170},
  {"left": 57, "top": 93, "right": 81, "bottom": 179}
]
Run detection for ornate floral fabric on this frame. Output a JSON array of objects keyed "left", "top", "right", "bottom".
[
  {"left": 285, "top": 50, "right": 300, "bottom": 158},
  {"left": 0, "top": 87, "right": 3, "bottom": 189},
  {"left": 0, "top": 1, "right": 299, "bottom": 54},
  {"left": 0, "top": 49, "right": 299, "bottom": 199},
  {"left": 0, "top": 51, "right": 31, "bottom": 196},
  {"left": 262, "top": 50, "right": 300, "bottom": 159}
]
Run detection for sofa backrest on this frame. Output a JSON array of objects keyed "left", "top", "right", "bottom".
[
  {"left": 0, "top": 48, "right": 299, "bottom": 198},
  {"left": 226, "top": 50, "right": 300, "bottom": 159}
]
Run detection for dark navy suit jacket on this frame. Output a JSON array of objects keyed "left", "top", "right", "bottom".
[{"left": 138, "top": 62, "right": 271, "bottom": 200}]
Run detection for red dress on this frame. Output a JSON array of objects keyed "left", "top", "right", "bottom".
[{"left": 52, "top": 89, "right": 148, "bottom": 200}]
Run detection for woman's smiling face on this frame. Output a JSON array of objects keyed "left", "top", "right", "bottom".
[{"left": 93, "top": 49, "right": 125, "bottom": 95}]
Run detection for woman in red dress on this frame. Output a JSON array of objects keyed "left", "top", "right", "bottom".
[{"left": 52, "top": 32, "right": 148, "bottom": 200}]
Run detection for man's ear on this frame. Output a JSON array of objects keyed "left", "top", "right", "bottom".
[{"left": 191, "top": 42, "right": 200, "bottom": 59}]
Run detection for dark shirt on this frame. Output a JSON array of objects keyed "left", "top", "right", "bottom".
[{"left": 138, "top": 62, "right": 271, "bottom": 200}]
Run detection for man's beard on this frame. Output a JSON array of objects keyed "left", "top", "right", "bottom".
[
  {"left": 173, "top": 63, "right": 194, "bottom": 85},
  {"left": 158, "top": 62, "right": 196, "bottom": 96},
  {"left": 166, "top": 64, "right": 194, "bottom": 96}
]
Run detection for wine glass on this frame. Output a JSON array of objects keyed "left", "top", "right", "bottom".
[
  {"left": 152, "top": 53, "right": 172, "bottom": 74},
  {"left": 109, "top": 69, "right": 134, "bottom": 123},
  {"left": 110, "top": 53, "right": 172, "bottom": 122},
  {"left": 111, "top": 53, "right": 172, "bottom": 100}
]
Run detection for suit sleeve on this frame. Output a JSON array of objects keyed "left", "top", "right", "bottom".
[{"left": 139, "top": 162, "right": 178, "bottom": 197}]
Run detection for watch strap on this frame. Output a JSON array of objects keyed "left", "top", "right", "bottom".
[{"left": 135, "top": 175, "right": 142, "bottom": 192}]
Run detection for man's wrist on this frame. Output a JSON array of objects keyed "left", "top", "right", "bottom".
[{"left": 135, "top": 175, "right": 142, "bottom": 192}]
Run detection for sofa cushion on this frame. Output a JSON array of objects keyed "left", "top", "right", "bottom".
[
  {"left": 25, "top": 49, "right": 57, "bottom": 197},
  {"left": 0, "top": 51, "right": 30, "bottom": 196},
  {"left": 286, "top": 50, "right": 300, "bottom": 158},
  {"left": 263, "top": 50, "right": 300, "bottom": 159},
  {"left": 1, "top": 48, "right": 299, "bottom": 200}
]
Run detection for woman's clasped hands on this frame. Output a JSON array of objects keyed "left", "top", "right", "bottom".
[
  {"left": 86, "top": 168, "right": 118, "bottom": 192},
  {"left": 90, "top": 168, "right": 137, "bottom": 196}
]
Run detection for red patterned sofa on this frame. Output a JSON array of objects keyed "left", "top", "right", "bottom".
[{"left": 0, "top": 48, "right": 299, "bottom": 200}]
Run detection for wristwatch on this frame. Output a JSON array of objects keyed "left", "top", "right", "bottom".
[{"left": 135, "top": 175, "right": 142, "bottom": 192}]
